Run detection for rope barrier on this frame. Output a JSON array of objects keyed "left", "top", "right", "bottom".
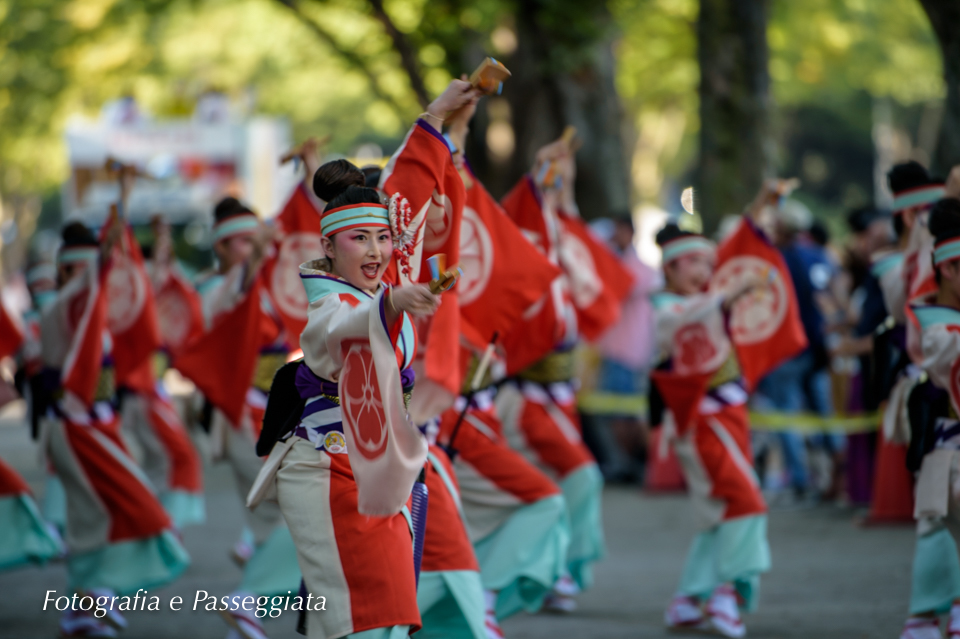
[{"left": 577, "top": 392, "right": 880, "bottom": 434}]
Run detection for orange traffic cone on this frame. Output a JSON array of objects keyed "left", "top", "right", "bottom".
[
  {"left": 864, "top": 434, "right": 914, "bottom": 524},
  {"left": 644, "top": 427, "right": 686, "bottom": 493}
]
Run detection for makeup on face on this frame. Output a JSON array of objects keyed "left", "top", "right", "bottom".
[
  {"left": 329, "top": 226, "right": 394, "bottom": 292},
  {"left": 667, "top": 252, "right": 714, "bottom": 295},
  {"left": 217, "top": 235, "right": 255, "bottom": 270}
]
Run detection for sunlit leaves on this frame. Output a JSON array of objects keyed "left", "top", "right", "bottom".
[{"left": 769, "top": 0, "right": 941, "bottom": 105}]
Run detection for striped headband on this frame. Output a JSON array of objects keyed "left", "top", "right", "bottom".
[
  {"left": 57, "top": 246, "right": 99, "bottom": 267},
  {"left": 661, "top": 235, "right": 716, "bottom": 264},
  {"left": 213, "top": 213, "right": 259, "bottom": 243},
  {"left": 893, "top": 184, "right": 944, "bottom": 214},
  {"left": 934, "top": 237, "right": 960, "bottom": 266},
  {"left": 320, "top": 203, "right": 390, "bottom": 238}
]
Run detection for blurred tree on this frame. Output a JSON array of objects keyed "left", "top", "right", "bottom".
[
  {"left": 916, "top": 0, "right": 960, "bottom": 172},
  {"left": 472, "top": 0, "right": 632, "bottom": 217},
  {"left": 696, "top": 0, "right": 771, "bottom": 233},
  {"left": 0, "top": 0, "right": 947, "bottom": 247},
  {"left": 613, "top": 0, "right": 697, "bottom": 208}
]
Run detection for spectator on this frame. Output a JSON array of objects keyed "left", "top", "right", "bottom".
[
  {"left": 593, "top": 216, "right": 661, "bottom": 482},
  {"left": 755, "top": 199, "right": 837, "bottom": 501}
]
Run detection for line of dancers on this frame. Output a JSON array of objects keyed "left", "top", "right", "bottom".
[{"left": 3, "top": 72, "right": 960, "bottom": 639}]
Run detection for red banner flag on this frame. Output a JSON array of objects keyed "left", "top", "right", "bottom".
[
  {"left": 0, "top": 299, "right": 23, "bottom": 360},
  {"left": 460, "top": 173, "right": 560, "bottom": 343},
  {"left": 712, "top": 218, "right": 807, "bottom": 389},
  {"left": 155, "top": 269, "right": 204, "bottom": 356},
  {"left": 61, "top": 269, "right": 109, "bottom": 407},
  {"left": 262, "top": 184, "right": 323, "bottom": 341},
  {"left": 104, "top": 226, "right": 162, "bottom": 392},
  {"left": 380, "top": 121, "right": 466, "bottom": 403},
  {"left": 558, "top": 214, "right": 635, "bottom": 341},
  {"left": 501, "top": 176, "right": 555, "bottom": 257},
  {"left": 499, "top": 176, "right": 565, "bottom": 374},
  {"left": 174, "top": 278, "right": 264, "bottom": 425}
]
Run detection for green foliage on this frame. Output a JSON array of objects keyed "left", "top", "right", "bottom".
[
  {"left": 0, "top": 0, "right": 947, "bottom": 222},
  {"left": 769, "top": 0, "right": 942, "bottom": 106}
]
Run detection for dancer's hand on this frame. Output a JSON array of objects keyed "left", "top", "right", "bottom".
[
  {"left": 426, "top": 80, "right": 482, "bottom": 130},
  {"left": 388, "top": 285, "right": 440, "bottom": 321},
  {"left": 720, "top": 272, "right": 764, "bottom": 311}
]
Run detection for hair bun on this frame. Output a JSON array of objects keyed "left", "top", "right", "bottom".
[
  {"left": 62, "top": 221, "right": 97, "bottom": 247},
  {"left": 313, "top": 159, "right": 365, "bottom": 203},
  {"left": 887, "top": 161, "right": 933, "bottom": 194},
  {"left": 929, "top": 198, "right": 960, "bottom": 242},
  {"left": 214, "top": 197, "right": 255, "bottom": 223},
  {"left": 655, "top": 223, "right": 688, "bottom": 247}
]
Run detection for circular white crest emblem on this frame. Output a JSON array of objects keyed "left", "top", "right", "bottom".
[
  {"left": 340, "top": 344, "right": 388, "bottom": 461},
  {"left": 271, "top": 232, "right": 324, "bottom": 320},
  {"left": 711, "top": 256, "right": 787, "bottom": 345},
  {"left": 106, "top": 254, "right": 146, "bottom": 333},
  {"left": 423, "top": 191, "right": 454, "bottom": 252},
  {"left": 458, "top": 206, "right": 494, "bottom": 305},
  {"left": 558, "top": 232, "right": 602, "bottom": 308},
  {"left": 156, "top": 285, "right": 192, "bottom": 349},
  {"left": 672, "top": 321, "right": 730, "bottom": 375}
]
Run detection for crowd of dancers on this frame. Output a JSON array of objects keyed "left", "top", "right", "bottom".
[{"left": 0, "top": 74, "right": 959, "bottom": 639}]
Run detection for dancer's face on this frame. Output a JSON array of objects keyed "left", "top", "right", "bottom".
[
  {"left": 937, "top": 259, "right": 960, "bottom": 309},
  {"left": 214, "top": 234, "right": 255, "bottom": 271},
  {"left": 57, "top": 261, "right": 88, "bottom": 288},
  {"left": 665, "top": 251, "right": 714, "bottom": 296},
  {"left": 322, "top": 226, "right": 393, "bottom": 293}
]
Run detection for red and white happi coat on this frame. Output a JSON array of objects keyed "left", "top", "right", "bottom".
[
  {"left": 651, "top": 291, "right": 766, "bottom": 527},
  {"left": 252, "top": 266, "right": 428, "bottom": 638},
  {"left": 438, "top": 392, "right": 561, "bottom": 542},
  {"left": 39, "top": 265, "right": 173, "bottom": 552}
]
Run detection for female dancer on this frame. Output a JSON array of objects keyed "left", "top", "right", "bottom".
[
  {"left": 248, "top": 75, "right": 479, "bottom": 639},
  {"left": 898, "top": 195, "right": 960, "bottom": 639},
  {"left": 433, "top": 104, "right": 570, "bottom": 625},
  {"left": 495, "top": 140, "right": 606, "bottom": 610},
  {"left": 652, "top": 221, "right": 769, "bottom": 638},
  {"left": 40, "top": 221, "right": 189, "bottom": 637},
  {"left": 257, "top": 157, "right": 435, "bottom": 639},
  {"left": 193, "top": 197, "right": 301, "bottom": 639}
]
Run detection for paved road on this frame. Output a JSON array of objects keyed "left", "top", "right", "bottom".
[{"left": 0, "top": 405, "right": 914, "bottom": 639}]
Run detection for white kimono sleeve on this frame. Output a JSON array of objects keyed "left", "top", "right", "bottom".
[
  {"left": 921, "top": 324, "right": 960, "bottom": 413},
  {"left": 40, "top": 267, "right": 95, "bottom": 370},
  {"left": 200, "top": 264, "right": 246, "bottom": 328},
  {"left": 299, "top": 293, "right": 378, "bottom": 383},
  {"left": 654, "top": 292, "right": 728, "bottom": 368}
]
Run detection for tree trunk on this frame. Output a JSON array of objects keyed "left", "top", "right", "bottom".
[
  {"left": 465, "top": 0, "right": 632, "bottom": 219},
  {"left": 918, "top": 0, "right": 960, "bottom": 174},
  {"left": 696, "top": 0, "right": 771, "bottom": 233}
]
